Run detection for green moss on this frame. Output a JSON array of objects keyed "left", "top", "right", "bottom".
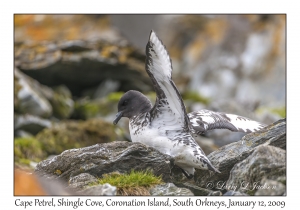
[
  {"left": 36, "top": 118, "right": 117, "bottom": 155},
  {"left": 107, "top": 92, "right": 124, "bottom": 103},
  {"left": 95, "top": 170, "right": 162, "bottom": 189},
  {"left": 74, "top": 100, "right": 101, "bottom": 119},
  {"left": 256, "top": 106, "right": 286, "bottom": 118},
  {"left": 270, "top": 107, "right": 286, "bottom": 118},
  {"left": 19, "top": 158, "right": 31, "bottom": 166},
  {"left": 50, "top": 92, "right": 74, "bottom": 119},
  {"left": 73, "top": 92, "right": 124, "bottom": 119},
  {"left": 14, "top": 137, "right": 47, "bottom": 167},
  {"left": 47, "top": 86, "right": 74, "bottom": 119},
  {"left": 182, "top": 91, "right": 210, "bottom": 105}
]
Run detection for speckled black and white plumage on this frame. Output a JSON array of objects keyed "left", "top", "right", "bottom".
[
  {"left": 188, "top": 109, "right": 266, "bottom": 135},
  {"left": 114, "top": 30, "right": 266, "bottom": 176}
]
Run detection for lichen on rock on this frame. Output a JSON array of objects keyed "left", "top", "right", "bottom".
[{"left": 36, "top": 118, "right": 117, "bottom": 155}]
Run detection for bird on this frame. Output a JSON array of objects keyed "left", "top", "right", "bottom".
[{"left": 113, "top": 30, "right": 266, "bottom": 178}]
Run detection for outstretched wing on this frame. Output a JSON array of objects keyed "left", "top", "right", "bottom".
[
  {"left": 145, "top": 30, "right": 189, "bottom": 131},
  {"left": 188, "top": 109, "right": 266, "bottom": 135}
]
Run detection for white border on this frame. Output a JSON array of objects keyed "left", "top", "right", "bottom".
[{"left": 1, "top": 0, "right": 297, "bottom": 208}]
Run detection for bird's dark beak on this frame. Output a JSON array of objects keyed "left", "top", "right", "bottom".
[{"left": 113, "top": 111, "right": 124, "bottom": 125}]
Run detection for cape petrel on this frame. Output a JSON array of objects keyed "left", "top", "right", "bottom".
[{"left": 113, "top": 30, "right": 266, "bottom": 177}]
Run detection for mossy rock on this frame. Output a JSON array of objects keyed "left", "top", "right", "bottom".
[
  {"left": 14, "top": 137, "right": 47, "bottom": 169},
  {"left": 73, "top": 92, "right": 124, "bottom": 119},
  {"left": 36, "top": 118, "right": 117, "bottom": 155},
  {"left": 14, "top": 75, "right": 22, "bottom": 112},
  {"left": 49, "top": 86, "right": 74, "bottom": 119}
]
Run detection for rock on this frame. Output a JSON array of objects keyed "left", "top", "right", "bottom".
[
  {"left": 48, "top": 85, "right": 74, "bottom": 119},
  {"left": 76, "top": 184, "right": 117, "bottom": 196},
  {"left": 14, "top": 130, "right": 34, "bottom": 138},
  {"left": 36, "top": 118, "right": 117, "bottom": 155},
  {"left": 14, "top": 15, "right": 120, "bottom": 44},
  {"left": 14, "top": 68, "right": 74, "bottom": 119},
  {"left": 14, "top": 118, "right": 118, "bottom": 170},
  {"left": 15, "top": 39, "right": 152, "bottom": 97},
  {"left": 208, "top": 191, "right": 222, "bottom": 196},
  {"left": 254, "top": 178, "right": 286, "bottom": 196},
  {"left": 35, "top": 142, "right": 182, "bottom": 184},
  {"left": 31, "top": 118, "right": 285, "bottom": 196},
  {"left": 14, "top": 114, "right": 52, "bottom": 136},
  {"left": 194, "top": 119, "right": 286, "bottom": 189},
  {"left": 150, "top": 183, "right": 194, "bottom": 196},
  {"left": 226, "top": 145, "right": 286, "bottom": 195},
  {"left": 179, "top": 182, "right": 222, "bottom": 196},
  {"left": 223, "top": 191, "right": 247, "bottom": 196},
  {"left": 68, "top": 173, "right": 98, "bottom": 190},
  {"left": 15, "top": 14, "right": 285, "bottom": 109},
  {"left": 157, "top": 15, "right": 285, "bottom": 107},
  {"left": 14, "top": 68, "right": 52, "bottom": 118}
]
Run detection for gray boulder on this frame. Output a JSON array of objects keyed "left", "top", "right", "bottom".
[
  {"left": 194, "top": 119, "right": 286, "bottom": 189},
  {"left": 35, "top": 141, "right": 182, "bottom": 183},
  {"left": 14, "top": 114, "right": 52, "bottom": 136},
  {"left": 15, "top": 68, "right": 52, "bottom": 118},
  {"left": 226, "top": 145, "right": 286, "bottom": 195},
  {"left": 14, "top": 68, "right": 74, "bottom": 120}
]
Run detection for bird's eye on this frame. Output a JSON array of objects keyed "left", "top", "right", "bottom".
[{"left": 123, "top": 100, "right": 128, "bottom": 106}]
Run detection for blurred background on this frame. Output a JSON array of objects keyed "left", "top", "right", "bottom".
[{"left": 14, "top": 14, "right": 286, "bottom": 179}]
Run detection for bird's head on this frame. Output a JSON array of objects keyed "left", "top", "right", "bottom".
[{"left": 113, "top": 90, "right": 152, "bottom": 125}]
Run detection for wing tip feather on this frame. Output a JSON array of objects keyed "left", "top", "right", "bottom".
[{"left": 149, "top": 30, "right": 157, "bottom": 42}]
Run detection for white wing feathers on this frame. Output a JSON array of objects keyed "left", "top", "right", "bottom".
[
  {"left": 188, "top": 109, "right": 266, "bottom": 135},
  {"left": 146, "top": 30, "right": 189, "bottom": 131},
  {"left": 148, "top": 31, "right": 172, "bottom": 81}
]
